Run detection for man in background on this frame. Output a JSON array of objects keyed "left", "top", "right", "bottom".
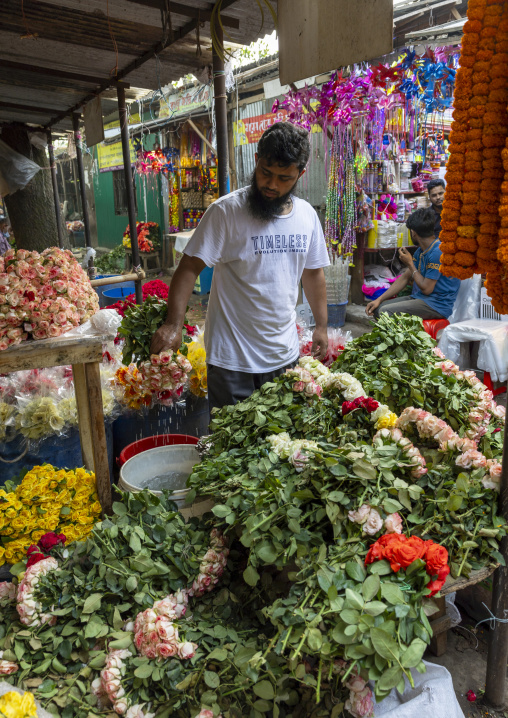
[
  {"left": 366, "top": 207, "right": 460, "bottom": 320},
  {"left": 427, "top": 179, "right": 445, "bottom": 238}
]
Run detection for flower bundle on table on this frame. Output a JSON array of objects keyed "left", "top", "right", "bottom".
[
  {"left": 0, "top": 465, "right": 101, "bottom": 566},
  {"left": 0, "top": 247, "right": 99, "bottom": 351},
  {"left": 0, "top": 690, "right": 38, "bottom": 718},
  {"left": 365, "top": 533, "right": 450, "bottom": 596}
]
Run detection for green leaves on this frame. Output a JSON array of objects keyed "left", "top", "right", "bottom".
[
  {"left": 243, "top": 565, "right": 260, "bottom": 586},
  {"left": 362, "top": 574, "right": 380, "bottom": 602},
  {"left": 82, "top": 593, "right": 102, "bottom": 614},
  {"left": 370, "top": 628, "right": 400, "bottom": 662},
  {"left": 400, "top": 639, "right": 427, "bottom": 668},
  {"left": 253, "top": 680, "right": 275, "bottom": 700}
]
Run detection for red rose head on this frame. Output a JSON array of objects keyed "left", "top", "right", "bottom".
[
  {"left": 26, "top": 546, "right": 46, "bottom": 569},
  {"left": 24, "top": 291, "right": 35, "bottom": 302},
  {"left": 466, "top": 691, "right": 476, "bottom": 702},
  {"left": 38, "top": 532, "right": 66, "bottom": 551}
]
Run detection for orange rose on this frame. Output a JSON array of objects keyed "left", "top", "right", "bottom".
[
  {"left": 390, "top": 536, "right": 427, "bottom": 571},
  {"left": 425, "top": 543, "right": 449, "bottom": 577},
  {"left": 427, "top": 565, "right": 451, "bottom": 597}
]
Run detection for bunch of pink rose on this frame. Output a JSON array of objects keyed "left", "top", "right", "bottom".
[
  {"left": 0, "top": 247, "right": 99, "bottom": 351},
  {"left": 16, "top": 555, "right": 59, "bottom": 627},
  {"left": 137, "top": 352, "right": 193, "bottom": 406},
  {"left": 286, "top": 365, "right": 323, "bottom": 398},
  {"left": 93, "top": 649, "right": 133, "bottom": 715},
  {"left": 348, "top": 504, "right": 403, "bottom": 536},
  {"left": 0, "top": 581, "right": 16, "bottom": 602},
  {"left": 396, "top": 407, "right": 502, "bottom": 491},
  {"left": 133, "top": 590, "right": 197, "bottom": 661},
  {"left": 196, "top": 710, "right": 222, "bottom": 718},
  {"left": 373, "top": 427, "right": 427, "bottom": 478},
  {"left": 332, "top": 660, "right": 374, "bottom": 718},
  {"left": 0, "top": 650, "right": 18, "bottom": 676},
  {"left": 189, "top": 529, "right": 229, "bottom": 598},
  {"left": 432, "top": 348, "right": 505, "bottom": 439}
]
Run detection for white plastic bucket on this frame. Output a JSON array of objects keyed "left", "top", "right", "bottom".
[{"left": 118, "top": 444, "right": 213, "bottom": 519}]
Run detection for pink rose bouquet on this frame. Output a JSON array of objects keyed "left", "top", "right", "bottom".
[
  {"left": 16, "top": 555, "right": 59, "bottom": 627},
  {"left": 189, "top": 529, "right": 230, "bottom": 598},
  {"left": 0, "top": 247, "right": 98, "bottom": 351},
  {"left": 133, "top": 590, "right": 197, "bottom": 662}
]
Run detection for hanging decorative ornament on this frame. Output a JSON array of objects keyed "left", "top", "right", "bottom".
[{"left": 325, "top": 127, "right": 357, "bottom": 255}]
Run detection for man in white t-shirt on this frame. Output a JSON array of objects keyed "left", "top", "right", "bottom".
[{"left": 151, "top": 121, "right": 330, "bottom": 412}]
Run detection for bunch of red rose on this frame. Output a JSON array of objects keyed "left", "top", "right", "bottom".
[
  {"left": 26, "top": 532, "right": 66, "bottom": 569},
  {"left": 365, "top": 533, "right": 450, "bottom": 596},
  {"left": 342, "top": 396, "right": 379, "bottom": 416}
]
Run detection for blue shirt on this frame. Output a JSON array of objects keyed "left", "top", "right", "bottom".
[{"left": 411, "top": 240, "right": 460, "bottom": 318}]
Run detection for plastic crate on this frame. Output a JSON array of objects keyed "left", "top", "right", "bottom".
[{"left": 480, "top": 288, "right": 508, "bottom": 321}]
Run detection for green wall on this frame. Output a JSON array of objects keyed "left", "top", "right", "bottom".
[{"left": 93, "top": 133, "right": 166, "bottom": 250}]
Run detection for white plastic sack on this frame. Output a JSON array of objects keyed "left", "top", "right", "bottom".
[
  {"left": 438, "top": 319, "right": 508, "bottom": 383},
  {"left": 373, "top": 661, "right": 464, "bottom": 718},
  {"left": 62, "top": 309, "right": 121, "bottom": 339},
  {"left": 448, "top": 274, "right": 481, "bottom": 324},
  {"left": 0, "top": 139, "right": 41, "bottom": 197}
]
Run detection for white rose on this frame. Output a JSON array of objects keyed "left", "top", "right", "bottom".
[{"left": 362, "top": 509, "right": 383, "bottom": 536}]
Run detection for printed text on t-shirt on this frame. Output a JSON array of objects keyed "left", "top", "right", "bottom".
[{"left": 250, "top": 234, "right": 308, "bottom": 255}]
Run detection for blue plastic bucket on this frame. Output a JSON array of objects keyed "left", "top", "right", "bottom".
[
  {"left": 102, "top": 282, "right": 136, "bottom": 306},
  {"left": 93, "top": 275, "right": 116, "bottom": 308},
  {"left": 0, "top": 424, "right": 114, "bottom": 484},
  {"left": 194, "top": 267, "right": 214, "bottom": 295},
  {"left": 328, "top": 301, "right": 348, "bottom": 328},
  {"left": 113, "top": 395, "right": 209, "bottom": 461}
]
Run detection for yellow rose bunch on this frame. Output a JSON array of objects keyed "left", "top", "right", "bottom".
[
  {"left": 187, "top": 342, "right": 208, "bottom": 398},
  {"left": 0, "top": 465, "right": 101, "bottom": 566},
  {"left": 0, "top": 691, "right": 37, "bottom": 718}
]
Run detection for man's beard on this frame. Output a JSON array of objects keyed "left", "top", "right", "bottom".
[{"left": 246, "top": 170, "right": 298, "bottom": 221}]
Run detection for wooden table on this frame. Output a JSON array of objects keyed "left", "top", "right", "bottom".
[
  {"left": 429, "top": 565, "right": 497, "bottom": 656},
  {"left": 0, "top": 334, "right": 112, "bottom": 514}
]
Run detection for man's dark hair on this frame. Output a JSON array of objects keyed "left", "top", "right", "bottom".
[
  {"left": 406, "top": 208, "right": 436, "bottom": 238},
  {"left": 427, "top": 179, "right": 445, "bottom": 195},
  {"left": 257, "top": 122, "right": 310, "bottom": 172}
]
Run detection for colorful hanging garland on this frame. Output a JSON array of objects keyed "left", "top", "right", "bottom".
[
  {"left": 440, "top": 0, "right": 508, "bottom": 312},
  {"left": 325, "top": 127, "right": 357, "bottom": 254}
]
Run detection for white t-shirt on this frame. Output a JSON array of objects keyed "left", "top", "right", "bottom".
[{"left": 184, "top": 187, "right": 330, "bottom": 373}]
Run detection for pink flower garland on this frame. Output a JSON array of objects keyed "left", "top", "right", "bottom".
[
  {"left": 396, "top": 408, "right": 502, "bottom": 491},
  {"left": 133, "top": 590, "right": 197, "bottom": 661},
  {"left": 16, "top": 556, "right": 58, "bottom": 627},
  {"left": 373, "top": 427, "right": 427, "bottom": 478},
  {"left": 431, "top": 348, "right": 505, "bottom": 440},
  {"left": 188, "top": 529, "right": 229, "bottom": 598},
  {"left": 93, "top": 649, "right": 132, "bottom": 714}
]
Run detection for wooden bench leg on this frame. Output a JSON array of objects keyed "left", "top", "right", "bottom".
[
  {"left": 429, "top": 595, "right": 451, "bottom": 656},
  {"left": 72, "top": 363, "right": 94, "bottom": 471},
  {"left": 84, "top": 361, "right": 112, "bottom": 516}
]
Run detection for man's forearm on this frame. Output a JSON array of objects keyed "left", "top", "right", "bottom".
[
  {"left": 378, "top": 272, "right": 410, "bottom": 303},
  {"left": 301, "top": 268, "right": 328, "bottom": 328},
  {"left": 164, "top": 254, "right": 205, "bottom": 327}
]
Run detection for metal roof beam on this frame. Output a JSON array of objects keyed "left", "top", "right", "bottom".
[
  {"left": 124, "top": 0, "right": 240, "bottom": 28},
  {"left": 0, "top": 59, "right": 129, "bottom": 88},
  {"left": 0, "top": 101, "right": 65, "bottom": 114}
]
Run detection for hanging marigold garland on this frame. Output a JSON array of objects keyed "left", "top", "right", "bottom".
[{"left": 441, "top": 0, "right": 508, "bottom": 314}]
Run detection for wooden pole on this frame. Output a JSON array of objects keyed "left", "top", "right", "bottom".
[
  {"left": 212, "top": 22, "right": 229, "bottom": 197},
  {"left": 117, "top": 84, "right": 143, "bottom": 305},
  {"left": 46, "top": 131, "right": 64, "bottom": 249},
  {"left": 485, "top": 390, "right": 508, "bottom": 709},
  {"left": 72, "top": 113, "right": 92, "bottom": 249}
]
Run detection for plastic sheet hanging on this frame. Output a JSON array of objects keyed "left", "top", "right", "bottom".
[
  {"left": 0, "top": 139, "right": 41, "bottom": 197},
  {"left": 447, "top": 274, "right": 481, "bottom": 324}
]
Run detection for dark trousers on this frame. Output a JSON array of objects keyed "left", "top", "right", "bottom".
[
  {"left": 374, "top": 296, "right": 445, "bottom": 320},
  {"left": 207, "top": 361, "right": 296, "bottom": 415}
]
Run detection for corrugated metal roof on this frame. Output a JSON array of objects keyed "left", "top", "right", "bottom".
[{"left": 0, "top": 0, "right": 277, "bottom": 132}]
